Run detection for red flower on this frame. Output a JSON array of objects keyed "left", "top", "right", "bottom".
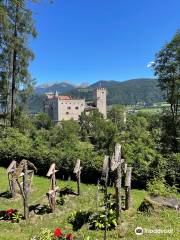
[
  {"left": 6, "top": 209, "right": 14, "bottom": 216},
  {"left": 54, "top": 228, "right": 62, "bottom": 238},
  {"left": 66, "top": 233, "right": 73, "bottom": 240}
]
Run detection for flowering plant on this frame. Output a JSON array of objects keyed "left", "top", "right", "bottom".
[
  {"left": 54, "top": 228, "right": 73, "bottom": 240},
  {"left": 0, "top": 209, "right": 21, "bottom": 222},
  {"left": 31, "top": 227, "right": 73, "bottom": 240}
]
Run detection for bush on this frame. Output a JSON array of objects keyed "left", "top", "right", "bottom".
[
  {"left": 147, "top": 178, "right": 178, "bottom": 197},
  {"left": 89, "top": 209, "right": 117, "bottom": 230}
]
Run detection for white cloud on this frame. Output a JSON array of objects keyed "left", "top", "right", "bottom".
[{"left": 147, "top": 61, "right": 155, "bottom": 68}]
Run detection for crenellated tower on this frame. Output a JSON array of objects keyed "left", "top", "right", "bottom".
[{"left": 94, "top": 88, "right": 107, "bottom": 118}]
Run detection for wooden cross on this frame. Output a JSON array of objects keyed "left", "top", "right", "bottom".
[
  {"left": 73, "top": 159, "right": 82, "bottom": 195},
  {"left": 7, "top": 160, "right": 17, "bottom": 197},
  {"left": 111, "top": 144, "right": 122, "bottom": 225},
  {"left": 125, "top": 167, "right": 132, "bottom": 210},
  {"left": 101, "top": 155, "right": 109, "bottom": 240},
  {"left": 46, "top": 163, "right": 59, "bottom": 212},
  {"left": 11, "top": 159, "right": 37, "bottom": 219}
]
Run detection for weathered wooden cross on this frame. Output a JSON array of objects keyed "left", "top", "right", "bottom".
[
  {"left": 7, "top": 160, "right": 17, "bottom": 197},
  {"left": 11, "top": 159, "right": 37, "bottom": 219},
  {"left": 73, "top": 159, "right": 82, "bottom": 195},
  {"left": 46, "top": 163, "right": 59, "bottom": 212},
  {"left": 125, "top": 166, "right": 132, "bottom": 210},
  {"left": 101, "top": 155, "right": 110, "bottom": 240},
  {"left": 111, "top": 144, "right": 123, "bottom": 224}
]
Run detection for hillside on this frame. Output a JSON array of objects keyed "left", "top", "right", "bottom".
[
  {"left": 29, "top": 78, "right": 164, "bottom": 113},
  {"left": 0, "top": 167, "right": 179, "bottom": 240}
]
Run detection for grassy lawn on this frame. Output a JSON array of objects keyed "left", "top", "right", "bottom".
[{"left": 0, "top": 167, "right": 179, "bottom": 240}]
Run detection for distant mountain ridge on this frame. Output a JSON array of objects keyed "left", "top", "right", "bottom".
[
  {"left": 35, "top": 82, "right": 75, "bottom": 94},
  {"left": 29, "top": 78, "right": 164, "bottom": 113}
]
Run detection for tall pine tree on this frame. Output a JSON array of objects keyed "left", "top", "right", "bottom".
[{"left": 0, "top": 0, "right": 36, "bottom": 126}]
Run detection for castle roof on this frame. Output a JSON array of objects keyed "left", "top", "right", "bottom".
[{"left": 46, "top": 93, "right": 71, "bottom": 100}]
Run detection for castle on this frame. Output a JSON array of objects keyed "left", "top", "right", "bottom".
[{"left": 44, "top": 88, "right": 107, "bottom": 121}]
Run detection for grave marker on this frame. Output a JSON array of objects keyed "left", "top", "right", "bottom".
[
  {"left": 7, "top": 160, "right": 17, "bottom": 197},
  {"left": 11, "top": 159, "right": 37, "bottom": 219},
  {"left": 125, "top": 167, "right": 132, "bottom": 210},
  {"left": 46, "top": 163, "right": 59, "bottom": 212},
  {"left": 73, "top": 159, "right": 82, "bottom": 195}
]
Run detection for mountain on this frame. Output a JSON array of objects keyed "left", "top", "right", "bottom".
[
  {"left": 69, "top": 78, "right": 164, "bottom": 105},
  {"left": 29, "top": 78, "right": 164, "bottom": 113},
  {"left": 35, "top": 82, "right": 75, "bottom": 94},
  {"left": 89, "top": 80, "right": 120, "bottom": 88}
]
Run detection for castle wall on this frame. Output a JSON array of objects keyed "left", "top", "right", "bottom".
[
  {"left": 58, "top": 99, "right": 85, "bottom": 121},
  {"left": 45, "top": 87, "right": 107, "bottom": 121}
]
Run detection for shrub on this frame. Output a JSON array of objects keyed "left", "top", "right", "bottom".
[
  {"left": 147, "top": 178, "right": 178, "bottom": 197},
  {"left": 89, "top": 209, "right": 117, "bottom": 230}
]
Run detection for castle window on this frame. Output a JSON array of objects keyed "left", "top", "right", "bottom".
[
  {"left": 68, "top": 106, "right": 71, "bottom": 109},
  {"left": 66, "top": 112, "right": 69, "bottom": 115},
  {"left": 75, "top": 106, "right": 79, "bottom": 110}
]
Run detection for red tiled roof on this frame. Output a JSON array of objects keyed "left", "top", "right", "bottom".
[
  {"left": 46, "top": 94, "right": 71, "bottom": 100},
  {"left": 58, "top": 96, "right": 71, "bottom": 100}
]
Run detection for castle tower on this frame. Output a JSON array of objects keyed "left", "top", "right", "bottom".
[{"left": 94, "top": 88, "right": 107, "bottom": 118}]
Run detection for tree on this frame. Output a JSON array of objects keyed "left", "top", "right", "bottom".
[
  {"left": 0, "top": 0, "right": 36, "bottom": 126},
  {"left": 153, "top": 31, "right": 180, "bottom": 152},
  {"left": 108, "top": 105, "right": 125, "bottom": 131},
  {"left": 33, "top": 113, "right": 53, "bottom": 130},
  {"left": 79, "top": 110, "right": 119, "bottom": 154}
]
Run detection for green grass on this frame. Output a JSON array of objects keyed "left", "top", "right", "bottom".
[
  {"left": 137, "top": 107, "right": 162, "bottom": 113},
  {"left": 0, "top": 167, "right": 179, "bottom": 240}
]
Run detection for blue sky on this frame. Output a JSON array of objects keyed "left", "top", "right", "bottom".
[{"left": 29, "top": 0, "right": 180, "bottom": 86}]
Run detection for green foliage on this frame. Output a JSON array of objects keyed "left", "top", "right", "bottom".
[
  {"left": 12, "top": 212, "right": 23, "bottom": 223},
  {"left": 68, "top": 210, "right": 92, "bottom": 231},
  {"left": 153, "top": 30, "right": 180, "bottom": 153},
  {"left": 79, "top": 110, "right": 119, "bottom": 155},
  {"left": 138, "top": 198, "right": 155, "bottom": 214},
  {"left": 56, "top": 196, "right": 66, "bottom": 206},
  {"left": 108, "top": 105, "right": 125, "bottom": 131},
  {"left": 147, "top": 178, "right": 178, "bottom": 197},
  {"left": 33, "top": 113, "right": 54, "bottom": 130},
  {"left": 89, "top": 209, "right": 117, "bottom": 230},
  {"left": 32, "top": 228, "right": 53, "bottom": 240},
  {"left": 0, "top": 126, "right": 32, "bottom": 164},
  {"left": 0, "top": 0, "right": 37, "bottom": 125},
  {"left": 165, "top": 153, "right": 180, "bottom": 187},
  {"left": 123, "top": 114, "right": 167, "bottom": 187}
]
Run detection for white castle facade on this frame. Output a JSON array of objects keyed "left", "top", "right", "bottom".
[{"left": 44, "top": 88, "right": 107, "bottom": 121}]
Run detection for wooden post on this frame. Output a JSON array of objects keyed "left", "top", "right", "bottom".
[
  {"left": 73, "top": 159, "right": 82, "bottom": 195},
  {"left": 51, "top": 169, "right": 56, "bottom": 212},
  {"left": 46, "top": 163, "right": 58, "bottom": 212},
  {"left": 10, "top": 159, "right": 37, "bottom": 219},
  {"left": 23, "top": 160, "right": 29, "bottom": 219},
  {"left": 7, "top": 160, "right": 17, "bottom": 197},
  {"left": 101, "top": 155, "right": 109, "bottom": 240},
  {"left": 125, "top": 167, "right": 132, "bottom": 210},
  {"left": 114, "top": 144, "right": 122, "bottom": 225},
  {"left": 77, "top": 170, "right": 81, "bottom": 195}
]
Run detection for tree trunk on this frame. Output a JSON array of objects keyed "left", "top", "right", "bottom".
[{"left": 10, "top": 6, "right": 18, "bottom": 127}]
